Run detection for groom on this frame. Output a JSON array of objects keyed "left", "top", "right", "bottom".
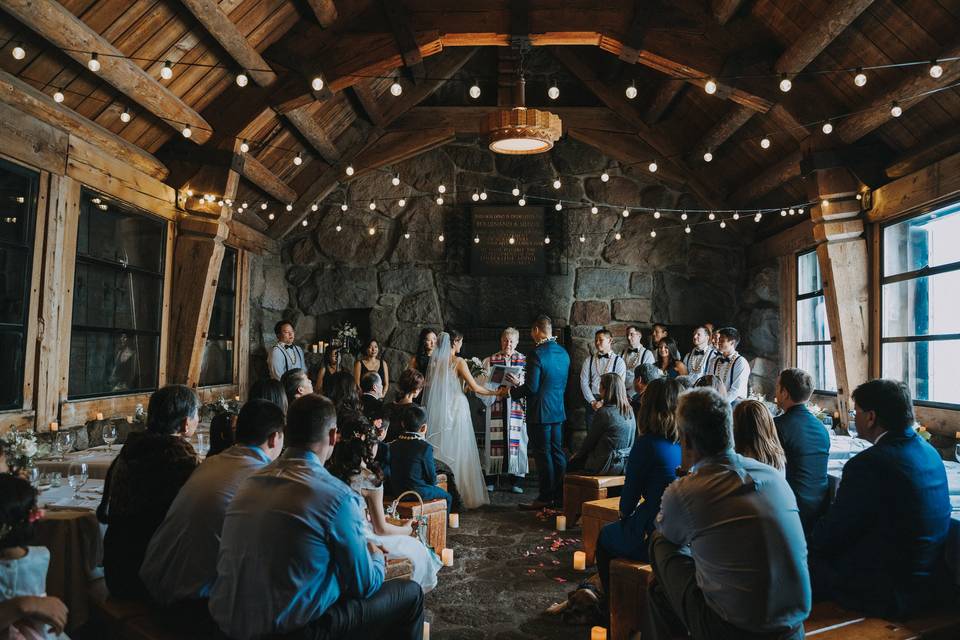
[{"left": 506, "top": 315, "right": 570, "bottom": 510}]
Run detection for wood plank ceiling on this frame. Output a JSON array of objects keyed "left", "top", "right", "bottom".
[{"left": 0, "top": 0, "right": 958, "bottom": 240}]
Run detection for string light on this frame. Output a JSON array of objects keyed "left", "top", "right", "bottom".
[
  {"left": 182, "top": 126, "right": 192, "bottom": 138},
  {"left": 368, "top": 201, "right": 376, "bottom": 210},
  {"left": 544, "top": 236, "right": 551, "bottom": 244},
  {"left": 552, "top": 177, "right": 562, "bottom": 189},
  {"left": 890, "top": 101, "right": 903, "bottom": 117},
  {"left": 438, "top": 234, "right": 445, "bottom": 242},
  {"left": 512, "top": 185, "right": 520, "bottom": 196},
  {"left": 436, "top": 196, "right": 444, "bottom": 205},
  {"left": 760, "top": 136, "right": 771, "bottom": 149},
  {"left": 680, "top": 212, "right": 688, "bottom": 221},
  {"left": 704, "top": 79, "right": 718, "bottom": 95},
  {"left": 239, "top": 140, "right": 250, "bottom": 153},
  {"left": 120, "top": 109, "right": 131, "bottom": 123},
  {"left": 12, "top": 45, "right": 25, "bottom": 60},
  {"left": 733, "top": 212, "right": 740, "bottom": 220},
  {"left": 311, "top": 204, "right": 319, "bottom": 211},
  {"left": 398, "top": 197, "right": 406, "bottom": 207},
  {"left": 822, "top": 199, "right": 830, "bottom": 206},
  {"left": 625, "top": 81, "right": 637, "bottom": 99},
  {"left": 469, "top": 82, "right": 481, "bottom": 99},
  {"left": 600, "top": 172, "right": 610, "bottom": 182},
  {"left": 648, "top": 161, "right": 658, "bottom": 173},
  {"left": 650, "top": 230, "right": 656, "bottom": 238},
  {"left": 822, "top": 121, "right": 833, "bottom": 134},
  {"left": 302, "top": 219, "right": 308, "bottom": 226},
  {"left": 614, "top": 232, "right": 622, "bottom": 240},
  {"left": 789, "top": 207, "right": 796, "bottom": 215},
  {"left": 336, "top": 224, "right": 343, "bottom": 232},
  {"left": 345, "top": 165, "right": 355, "bottom": 176},
  {"left": 390, "top": 80, "right": 403, "bottom": 96},
  {"left": 591, "top": 206, "right": 599, "bottom": 214},
  {"left": 438, "top": 184, "right": 446, "bottom": 194},
  {"left": 548, "top": 82, "right": 560, "bottom": 100},
  {"left": 391, "top": 174, "right": 400, "bottom": 186},
  {"left": 480, "top": 190, "right": 488, "bottom": 201},
  {"left": 555, "top": 202, "right": 562, "bottom": 211},
  {"left": 755, "top": 212, "right": 763, "bottom": 222},
  {"left": 161, "top": 60, "right": 173, "bottom": 80},
  {"left": 403, "top": 231, "right": 410, "bottom": 239},
  {"left": 368, "top": 227, "right": 376, "bottom": 235},
  {"left": 236, "top": 72, "right": 248, "bottom": 87},
  {"left": 508, "top": 236, "right": 516, "bottom": 245},
  {"left": 53, "top": 91, "right": 64, "bottom": 103},
  {"left": 260, "top": 203, "right": 268, "bottom": 210},
  {"left": 472, "top": 191, "right": 481, "bottom": 202},
  {"left": 854, "top": 67, "right": 867, "bottom": 87},
  {"left": 88, "top": 52, "right": 100, "bottom": 72},
  {"left": 856, "top": 193, "right": 862, "bottom": 200},
  {"left": 720, "top": 221, "right": 726, "bottom": 228},
  {"left": 708, "top": 212, "right": 716, "bottom": 220},
  {"left": 286, "top": 204, "right": 293, "bottom": 211},
  {"left": 685, "top": 225, "right": 691, "bottom": 233},
  {"left": 340, "top": 203, "right": 348, "bottom": 212},
  {"left": 703, "top": 150, "right": 713, "bottom": 162},
  {"left": 653, "top": 210, "right": 661, "bottom": 219},
  {"left": 781, "top": 209, "right": 788, "bottom": 217},
  {"left": 578, "top": 234, "right": 585, "bottom": 243},
  {"left": 311, "top": 77, "right": 324, "bottom": 91},
  {"left": 622, "top": 208, "right": 630, "bottom": 217},
  {"left": 267, "top": 212, "right": 275, "bottom": 220},
  {"left": 779, "top": 73, "right": 792, "bottom": 92},
  {"left": 929, "top": 60, "right": 944, "bottom": 78},
  {"left": 293, "top": 152, "right": 303, "bottom": 166},
  {"left": 474, "top": 235, "right": 480, "bottom": 244},
  {"left": 518, "top": 195, "right": 526, "bottom": 206}
]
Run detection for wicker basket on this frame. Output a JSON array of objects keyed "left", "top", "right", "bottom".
[{"left": 385, "top": 490, "right": 431, "bottom": 549}]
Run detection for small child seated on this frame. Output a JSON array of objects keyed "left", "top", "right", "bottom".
[
  {"left": 0, "top": 474, "right": 69, "bottom": 639},
  {"left": 386, "top": 405, "right": 453, "bottom": 511}
]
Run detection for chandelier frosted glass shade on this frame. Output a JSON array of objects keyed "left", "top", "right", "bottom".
[{"left": 485, "top": 107, "right": 562, "bottom": 155}]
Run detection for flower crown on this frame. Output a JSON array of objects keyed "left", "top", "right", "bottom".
[{"left": 0, "top": 506, "right": 44, "bottom": 542}]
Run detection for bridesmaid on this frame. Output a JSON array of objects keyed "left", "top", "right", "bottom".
[
  {"left": 315, "top": 345, "right": 341, "bottom": 397},
  {"left": 409, "top": 327, "right": 438, "bottom": 376},
  {"left": 354, "top": 338, "right": 390, "bottom": 397},
  {"left": 654, "top": 338, "right": 688, "bottom": 378}
]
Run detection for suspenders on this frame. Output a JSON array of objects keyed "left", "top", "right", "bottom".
[
  {"left": 714, "top": 354, "right": 741, "bottom": 388},
  {"left": 590, "top": 353, "right": 623, "bottom": 390}
]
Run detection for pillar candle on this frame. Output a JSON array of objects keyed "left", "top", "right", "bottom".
[
  {"left": 235, "top": 395, "right": 241, "bottom": 402},
  {"left": 590, "top": 626, "right": 607, "bottom": 640},
  {"left": 422, "top": 621, "right": 429, "bottom": 640},
  {"left": 95, "top": 412, "right": 103, "bottom": 421},
  {"left": 556, "top": 515, "right": 566, "bottom": 531},
  {"left": 49, "top": 421, "right": 58, "bottom": 432},
  {"left": 448, "top": 513, "right": 459, "bottom": 528},
  {"left": 573, "top": 551, "right": 586, "bottom": 570},
  {"left": 441, "top": 548, "right": 454, "bottom": 567}
]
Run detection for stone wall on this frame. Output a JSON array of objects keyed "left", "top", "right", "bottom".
[
  {"left": 248, "top": 137, "right": 753, "bottom": 424},
  {"left": 735, "top": 259, "right": 782, "bottom": 397}
]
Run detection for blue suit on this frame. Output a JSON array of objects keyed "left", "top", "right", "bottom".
[
  {"left": 511, "top": 338, "right": 570, "bottom": 503},
  {"left": 596, "top": 434, "right": 680, "bottom": 591},
  {"left": 809, "top": 428, "right": 951, "bottom": 619},
  {"left": 774, "top": 404, "right": 830, "bottom": 533},
  {"left": 386, "top": 433, "right": 452, "bottom": 510}
]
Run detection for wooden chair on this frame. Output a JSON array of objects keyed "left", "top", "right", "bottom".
[
  {"left": 608, "top": 559, "right": 653, "bottom": 640},
  {"left": 581, "top": 496, "right": 620, "bottom": 565},
  {"left": 563, "top": 474, "right": 625, "bottom": 524}
]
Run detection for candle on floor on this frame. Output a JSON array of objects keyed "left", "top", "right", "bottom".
[
  {"left": 441, "top": 548, "right": 454, "bottom": 567},
  {"left": 422, "top": 621, "right": 429, "bottom": 640},
  {"left": 590, "top": 626, "right": 607, "bottom": 640},
  {"left": 49, "top": 421, "right": 58, "bottom": 432},
  {"left": 573, "top": 551, "right": 586, "bottom": 571},
  {"left": 556, "top": 515, "right": 566, "bottom": 531},
  {"left": 449, "top": 513, "right": 459, "bottom": 528},
  {"left": 95, "top": 412, "right": 103, "bottom": 421}
]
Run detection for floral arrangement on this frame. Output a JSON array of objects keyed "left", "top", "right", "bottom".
[
  {"left": 200, "top": 396, "right": 240, "bottom": 422},
  {"left": 1, "top": 430, "right": 48, "bottom": 472},
  {"left": 808, "top": 404, "right": 829, "bottom": 421},
  {"left": 914, "top": 423, "right": 932, "bottom": 441},
  {"left": 467, "top": 357, "right": 485, "bottom": 379},
  {"left": 331, "top": 321, "right": 360, "bottom": 356}
]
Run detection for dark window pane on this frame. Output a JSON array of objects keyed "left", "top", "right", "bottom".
[
  {"left": 882, "top": 270, "right": 960, "bottom": 338},
  {"left": 797, "top": 250, "right": 822, "bottom": 295},
  {"left": 77, "top": 195, "right": 165, "bottom": 273},
  {"left": 72, "top": 263, "right": 164, "bottom": 332},
  {"left": 199, "top": 339, "right": 234, "bottom": 387},
  {"left": 218, "top": 248, "right": 237, "bottom": 292},
  {"left": 0, "top": 247, "right": 31, "bottom": 324},
  {"left": 882, "top": 339, "right": 960, "bottom": 405},
  {"left": 883, "top": 202, "right": 960, "bottom": 277},
  {"left": 797, "top": 295, "right": 830, "bottom": 343},
  {"left": 0, "top": 330, "right": 25, "bottom": 408},
  {"left": 797, "top": 344, "right": 836, "bottom": 393},
  {"left": 0, "top": 163, "right": 37, "bottom": 246},
  {"left": 200, "top": 247, "right": 237, "bottom": 387},
  {"left": 208, "top": 290, "right": 235, "bottom": 338},
  {"left": 69, "top": 331, "right": 160, "bottom": 398}
]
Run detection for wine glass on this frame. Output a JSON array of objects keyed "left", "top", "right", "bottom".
[
  {"left": 847, "top": 409, "right": 858, "bottom": 440},
  {"left": 27, "top": 467, "right": 40, "bottom": 489},
  {"left": 195, "top": 433, "right": 209, "bottom": 459},
  {"left": 58, "top": 430, "right": 74, "bottom": 454},
  {"left": 67, "top": 462, "right": 88, "bottom": 500},
  {"left": 103, "top": 424, "right": 118, "bottom": 451}
]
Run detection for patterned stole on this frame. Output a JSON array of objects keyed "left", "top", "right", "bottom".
[{"left": 489, "top": 352, "right": 527, "bottom": 473}]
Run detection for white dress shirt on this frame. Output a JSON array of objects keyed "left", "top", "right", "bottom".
[
  {"left": 579, "top": 352, "right": 627, "bottom": 403},
  {"left": 712, "top": 351, "right": 751, "bottom": 402},
  {"left": 621, "top": 346, "right": 655, "bottom": 392},
  {"left": 269, "top": 343, "right": 306, "bottom": 380},
  {"left": 683, "top": 346, "right": 717, "bottom": 378}
]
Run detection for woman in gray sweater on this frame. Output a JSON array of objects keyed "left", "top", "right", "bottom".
[{"left": 568, "top": 372, "right": 636, "bottom": 475}]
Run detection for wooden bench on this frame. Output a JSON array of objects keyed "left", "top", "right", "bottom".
[
  {"left": 389, "top": 497, "right": 448, "bottom": 552},
  {"left": 563, "top": 474, "right": 625, "bottom": 524},
  {"left": 804, "top": 601, "right": 960, "bottom": 639},
  {"left": 581, "top": 496, "right": 620, "bottom": 566},
  {"left": 608, "top": 558, "right": 653, "bottom": 640}
]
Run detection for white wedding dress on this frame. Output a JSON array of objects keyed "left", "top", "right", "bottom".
[{"left": 423, "top": 333, "right": 490, "bottom": 509}]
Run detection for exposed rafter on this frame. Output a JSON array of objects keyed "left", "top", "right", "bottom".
[
  {"left": 285, "top": 104, "right": 341, "bottom": 165},
  {"left": 351, "top": 81, "right": 386, "bottom": 126},
  {"left": 177, "top": 0, "right": 277, "bottom": 87},
  {"left": 885, "top": 129, "right": 960, "bottom": 179},
  {"left": 388, "top": 106, "right": 635, "bottom": 135},
  {"left": 730, "top": 150, "right": 803, "bottom": 206},
  {"left": 644, "top": 78, "right": 685, "bottom": 124},
  {"left": 307, "top": 0, "right": 338, "bottom": 27},
  {"left": 378, "top": 0, "right": 425, "bottom": 82},
  {"left": 231, "top": 152, "right": 296, "bottom": 203},
  {"left": 711, "top": 0, "right": 745, "bottom": 26},
  {"left": 1, "top": 0, "right": 214, "bottom": 143}
]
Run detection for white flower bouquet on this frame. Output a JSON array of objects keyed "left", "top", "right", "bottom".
[
  {"left": 1, "top": 430, "right": 48, "bottom": 471},
  {"left": 332, "top": 321, "right": 360, "bottom": 356},
  {"left": 467, "top": 356, "right": 485, "bottom": 379}
]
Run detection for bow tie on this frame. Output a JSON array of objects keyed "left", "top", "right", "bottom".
[
  {"left": 717, "top": 356, "right": 731, "bottom": 364},
  {"left": 693, "top": 349, "right": 705, "bottom": 355},
  {"left": 283, "top": 344, "right": 296, "bottom": 350},
  {"left": 598, "top": 353, "right": 610, "bottom": 359},
  {"left": 627, "top": 348, "right": 640, "bottom": 354}
]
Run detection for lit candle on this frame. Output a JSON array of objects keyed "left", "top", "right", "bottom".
[
  {"left": 49, "top": 421, "right": 58, "bottom": 432},
  {"left": 449, "top": 513, "right": 459, "bottom": 528},
  {"left": 556, "top": 515, "right": 566, "bottom": 531},
  {"left": 95, "top": 412, "right": 103, "bottom": 421},
  {"left": 126, "top": 416, "right": 133, "bottom": 424},
  {"left": 441, "top": 548, "right": 454, "bottom": 567},
  {"left": 590, "top": 626, "right": 607, "bottom": 640},
  {"left": 955, "top": 431, "right": 960, "bottom": 440},
  {"left": 312, "top": 344, "right": 319, "bottom": 353},
  {"left": 422, "top": 621, "right": 430, "bottom": 640},
  {"left": 234, "top": 395, "right": 241, "bottom": 402},
  {"left": 573, "top": 551, "right": 586, "bottom": 570}
]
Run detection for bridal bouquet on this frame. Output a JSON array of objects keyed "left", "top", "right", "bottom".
[{"left": 1, "top": 430, "right": 47, "bottom": 472}]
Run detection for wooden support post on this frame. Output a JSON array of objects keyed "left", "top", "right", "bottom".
[{"left": 806, "top": 165, "right": 868, "bottom": 427}]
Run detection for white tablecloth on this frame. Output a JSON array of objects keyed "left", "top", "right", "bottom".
[{"left": 36, "top": 446, "right": 119, "bottom": 480}]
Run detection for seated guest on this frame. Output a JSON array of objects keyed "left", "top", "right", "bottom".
[
  {"left": 281, "top": 367, "right": 313, "bottom": 406},
  {"left": 329, "top": 414, "right": 442, "bottom": 592},
  {"left": 654, "top": 338, "right": 688, "bottom": 378},
  {"left": 733, "top": 400, "right": 786, "bottom": 471},
  {"left": 682, "top": 325, "right": 717, "bottom": 378},
  {"left": 649, "top": 387, "right": 810, "bottom": 640},
  {"left": 387, "top": 405, "right": 454, "bottom": 511},
  {"left": 693, "top": 374, "right": 727, "bottom": 397},
  {"left": 248, "top": 377, "right": 289, "bottom": 414},
  {"left": 568, "top": 373, "right": 635, "bottom": 475},
  {"left": 385, "top": 368, "right": 425, "bottom": 442},
  {"left": 0, "top": 474, "right": 69, "bottom": 639},
  {"left": 140, "top": 399, "right": 285, "bottom": 608},
  {"left": 631, "top": 363, "right": 663, "bottom": 413},
  {"left": 210, "top": 394, "right": 424, "bottom": 639},
  {"left": 326, "top": 370, "right": 363, "bottom": 424},
  {"left": 595, "top": 378, "right": 681, "bottom": 595},
  {"left": 710, "top": 327, "right": 751, "bottom": 403},
  {"left": 809, "top": 379, "right": 951, "bottom": 619},
  {"left": 360, "top": 371, "right": 385, "bottom": 420},
  {"left": 774, "top": 368, "right": 829, "bottom": 533},
  {"left": 97, "top": 385, "right": 199, "bottom": 598},
  {"left": 315, "top": 345, "right": 341, "bottom": 397},
  {"left": 207, "top": 377, "right": 285, "bottom": 458}
]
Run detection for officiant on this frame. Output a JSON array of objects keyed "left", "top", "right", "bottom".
[{"left": 478, "top": 327, "right": 529, "bottom": 494}]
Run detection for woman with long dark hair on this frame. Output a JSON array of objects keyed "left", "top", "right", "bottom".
[
  {"left": 325, "top": 370, "right": 362, "bottom": 422},
  {"left": 354, "top": 337, "right": 389, "bottom": 396},
  {"left": 654, "top": 338, "right": 688, "bottom": 378},
  {"left": 409, "top": 327, "right": 438, "bottom": 376},
  {"left": 315, "top": 345, "right": 341, "bottom": 397}
]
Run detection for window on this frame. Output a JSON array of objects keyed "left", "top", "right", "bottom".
[
  {"left": 69, "top": 190, "right": 166, "bottom": 399},
  {"left": 199, "top": 246, "right": 237, "bottom": 386},
  {"left": 0, "top": 159, "right": 39, "bottom": 411},
  {"left": 881, "top": 202, "right": 960, "bottom": 407},
  {"left": 796, "top": 250, "right": 837, "bottom": 393}
]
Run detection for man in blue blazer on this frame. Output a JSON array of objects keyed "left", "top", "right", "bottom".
[
  {"left": 809, "top": 379, "right": 951, "bottom": 619},
  {"left": 507, "top": 315, "right": 570, "bottom": 509}
]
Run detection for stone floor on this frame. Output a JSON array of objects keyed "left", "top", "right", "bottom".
[{"left": 426, "top": 481, "right": 596, "bottom": 640}]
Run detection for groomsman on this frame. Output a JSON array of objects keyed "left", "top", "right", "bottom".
[
  {"left": 712, "top": 327, "right": 751, "bottom": 403},
  {"left": 580, "top": 329, "right": 626, "bottom": 430},
  {"left": 269, "top": 320, "right": 305, "bottom": 381},
  {"left": 621, "top": 325, "right": 655, "bottom": 395},
  {"left": 683, "top": 325, "right": 717, "bottom": 378},
  {"left": 649, "top": 322, "right": 668, "bottom": 351}
]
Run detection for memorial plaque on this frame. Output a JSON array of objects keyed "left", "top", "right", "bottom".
[{"left": 470, "top": 207, "right": 546, "bottom": 275}]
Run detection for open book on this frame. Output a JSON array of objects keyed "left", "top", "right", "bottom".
[{"left": 490, "top": 364, "right": 524, "bottom": 386}]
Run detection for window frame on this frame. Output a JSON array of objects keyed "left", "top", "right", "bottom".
[
  {"left": 199, "top": 244, "right": 239, "bottom": 388},
  {"left": 879, "top": 200, "right": 960, "bottom": 410},
  {"left": 795, "top": 249, "right": 837, "bottom": 396},
  {"left": 67, "top": 188, "right": 168, "bottom": 401}
]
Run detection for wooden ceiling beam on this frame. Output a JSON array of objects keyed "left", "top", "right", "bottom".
[
  {"left": 711, "top": 0, "right": 745, "bottom": 26},
  {"left": 351, "top": 81, "right": 386, "bottom": 127},
  {"left": 307, "top": 0, "right": 338, "bottom": 28},
  {"left": 644, "top": 78, "right": 685, "bottom": 124},
  {"left": 231, "top": 152, "right": 297, "bottom": 203},
  {"left": 177, "top": 0, "right": 277, "bottom": 87},
  {"left": 285, "top": 104, "right": 341, "bottom": 165},
  {"left": 885, "top": 129, "right": 960, "bottom": 180},
  {"left": 730, "top": 149, "right": 803, "bottom": 206},
  {"left": 388, "top": 106, "right": 635, "bottom": 135},
  {"left": 2, "top": 0, "right": 214, "bottom": 144},
  {"left": 837, "top": 41, "right": 960, "bottom": 144},
  {"left": 0, "top": 67, "right": 168, "bottom": 180},
  {"left": 350, "top": 127, "right": 456, "bottom": 179},
  {"left": 379, "top": 47, "right": 478, "bottom": 127},
  {"left": 378, "top": 0, "right": 426, "bottom": 83},
  {"left": 568, "top": 127, "right": 697, "bottom": 191}
]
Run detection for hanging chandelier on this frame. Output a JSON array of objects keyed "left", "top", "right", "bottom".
[{"left": 484, "top": 77, "right": 562, "bottom": 155}]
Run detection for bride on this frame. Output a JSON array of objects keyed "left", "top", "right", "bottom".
[{"left": 423, "top": 330, "right": 506, "bottom": 509}]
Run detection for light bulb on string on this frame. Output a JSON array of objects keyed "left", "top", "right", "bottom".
[
  {"left": 120, "top": 109, "right": 131, "bottom": 123},
  {"left": 438, "top": 234, "right": 445, "bottom": 242},
  {"left": 267, "top": 212, "right": 275, "bottom": 220},
  {"left": 369, "top": 201, "right": 376, "bottom": 210},
  {"left": 653, "top": 210, "right": 661, "bottom": 219},
  {"left": 391, "top": 174, "right": 400, "bottom": 186},
  {"left": 293, "top": 152, "right": 303, "bottom": 166},
  {"left": 512, "top": 185, "right": 520, "bottom": 196},
  {"left": 518, "top": 196, "right": 526, "bottom": 206},
  {"left": 161, "top": 60, "right": 173, "bottom": 80},
  {"left": 260, "top": 203, "right": 268, "bottom": 210},
  {"left": 789, "top": 208, "right": 796, "bottom": 215},
  {"left": 684, "top": 225, "right": 691, "bottom": 234},
  {"left": 236, "top": 73, "right": 248, "bottom": 87},
  {"left": 403, "top": 231, "right": 410, "bottom": 239},
  {"left": 88, "top": 53, "right": 101, "bottom": 72},
  {"left": 311, "top": 204, "right": 319, "bottom": 212},
  {"left": 390, "top": 80, "right": 402, "bottom": 96},
  {"left": 822, "top": 199, "right": 829, "bottom": 206},
  {"left": 591, "top": 206, "right": 599, "bottom": 215},
  {"left": 555, "top": 202, "right": 562, "bottom": 211},
  {"left": 781, "top": 209, "right": 788, "bottom": 217},
  {"left": 703, "top": 150, "right": 713, "bottom": 162},
  {"left": 600, "top": 172, "right": 610, "bottom": 182},
  {"left": 12, "top": 45, "right": 25, "bottom": 60},
  {"left": 614, "top": 232, "right": 622, "bottom": 240},
  {"left": 548, "top": 82, "right": 560, "bottom": 100},
  {"left": 479, "top": 190, "right": 488, "bottom": 201},
  {"left": 544, "top": 236, "right": 551, "bottom": 244},
  {"left": 286, "top": 204, "right": 293, "bottom": 212},
  {"left": 474, "top": 235, "right": 480, "bottom": 244},
  {"left": 340, "top": 203, "right": 348, "bottom": 212},
  {"left": 239, "top": 140, "right": 250, "bottom": 153},
  {"left": 397, "top": 198, "right": 406, "bottom": 207},
  {"left": 704, "top": 79, "right": 718, "bottom": 95},
  {"left": 301, "top": 220, "right": 308, "bottom": 227},
  {"left": 469, "top": 82, "right": 481, "bottom": 99},
  {"left": 648, "top": 161, "right": 658, "bottom": 173},
  {"left": 345, "top": 165, "right": 355, "bottom": 176},
  {"left": 578, "top": 234, "right": 585, "bottom": 243},
  {"left": 779, "top": 73, "right": 792, "bottom": 92},
  {"left": 311, "top": 77, "right": 324, "bottom": 91},
  {"left": 680, "top": 212, "right": 688, "bottom": 221},
  {"left": 436, "top": 196, "right": 444, "bottom": 205},
  {"left": 929, "top": 60, "right": 943, "bottom": 78},
  {"left": 336, "top": 224, "right": 343, "bottom": 232},
  {"left": 798, "top": 207, "right": 805, "bottom": 214},
  {"left": 650, "top": 230, "right": 656, "bottom": 238},
  {"left": 625, "top": 81, "right": 637, "bottom": 99},
  {"left": 508, "top": 236, "right": 516, "bottom": 245},
  {"left": 438, "top": 184, "right": 446, "bottom": 194},
  {"left": 368, "top": 227, "right": 376, "bottom": 235},
  {"left": 755, "top": 212, "right": 763, "bottom": 222},
  {"left": 53, "top": 91, "right": 64, "bottom": 103},
  {"left": 760, "top": 136, "right": 771, "bottom": 149},
  {"left": 856, "top": 193, "right": 862, "bottom": 201},
  {"left": 854, "top": 68, "right": 867, "bottom": 87},
  {"left": 720, "top": 220, "right": 727, "bottom": 228},
  {"left": 182, "top": 126, "right": 192, "bottom": 138},
  {"left": 552, "top": 178, "right": 562, "bottom": 189},
  {"left": 890, "top": 101, "right": 902, "bottom": 117},
  {"left": 708, "top": 212, "right": 716, "bottom": 220},
  {"left": 622, "top": 208, "right": 630, "bottom": 218},
  {"left": 822, "top": 121, "right": 833, "bottom": 134},
  {"left": 733, "top": 212, "right": 740, "bottom": 220},
  {"left": 472, "top": 191, "right": 480, "bottom": 202}
]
